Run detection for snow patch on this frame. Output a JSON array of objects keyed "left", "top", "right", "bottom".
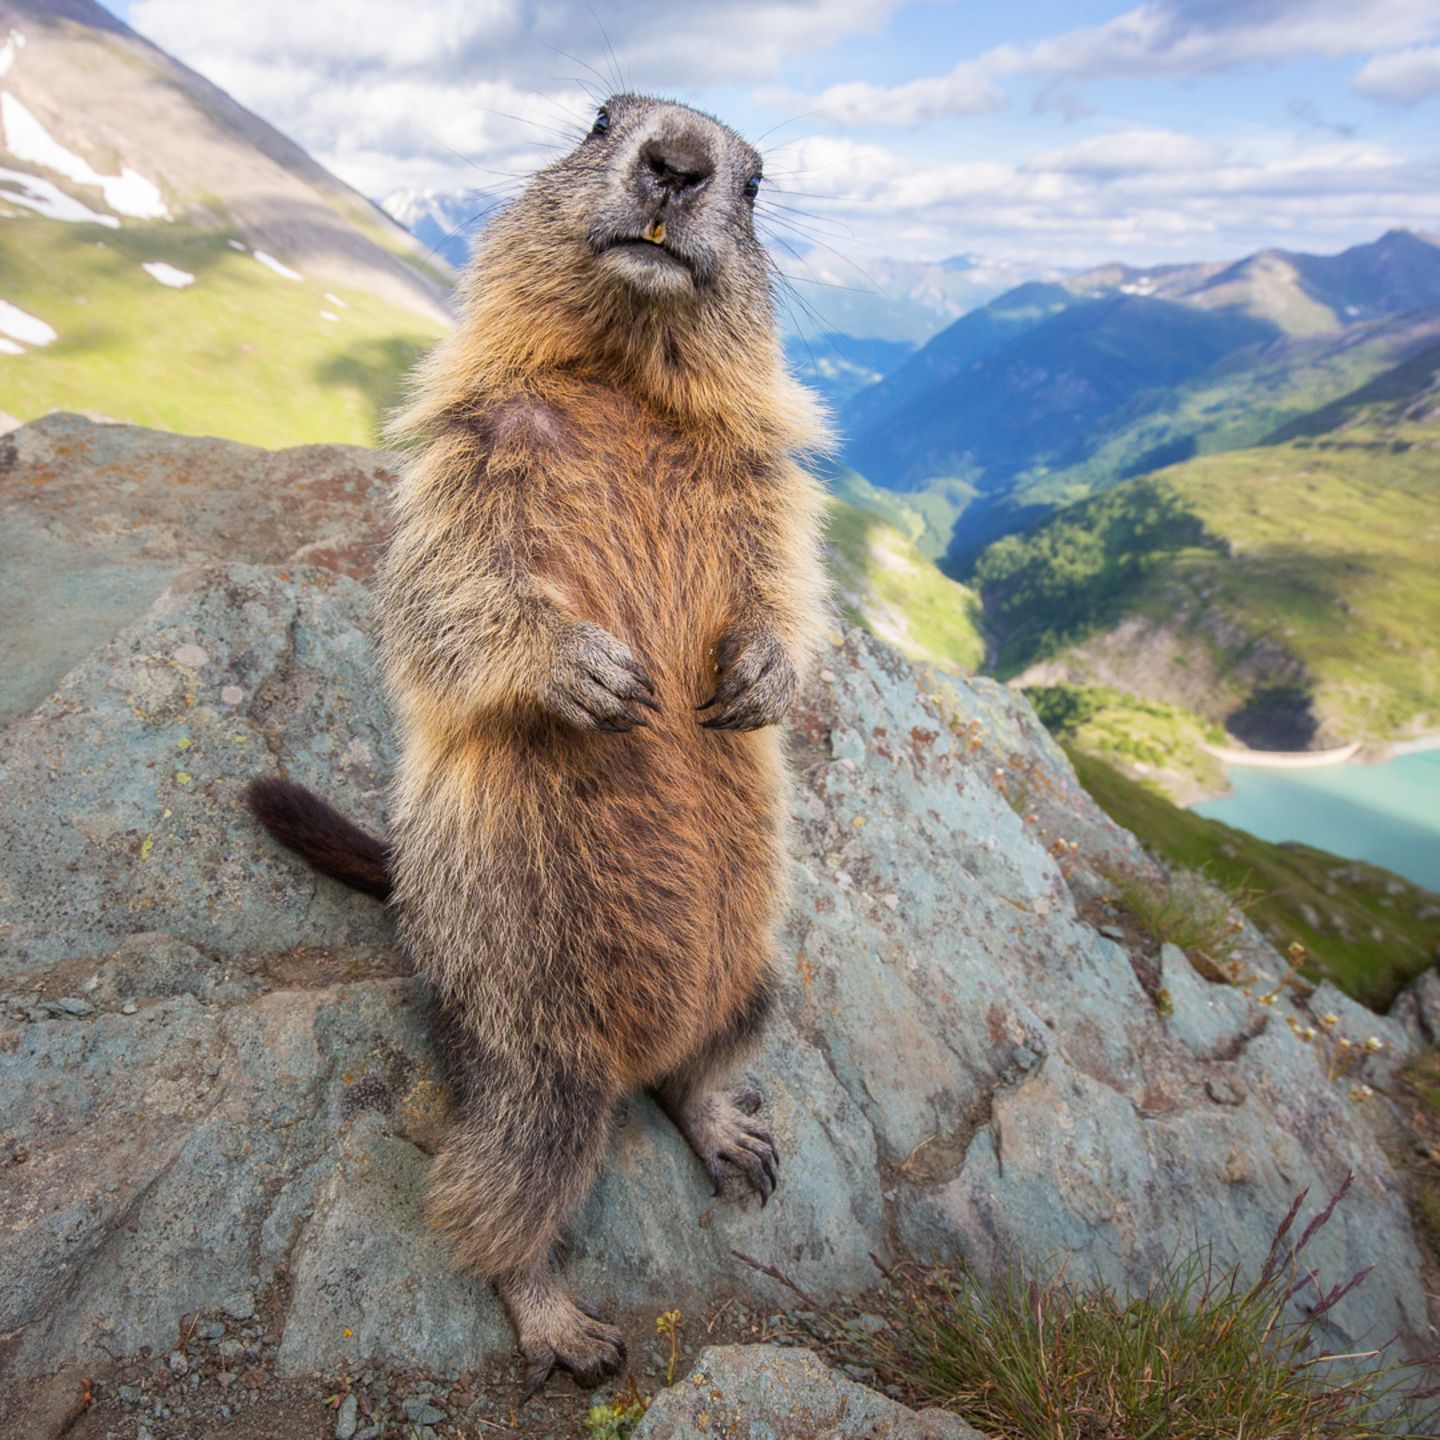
[
  {"left": 0, "top": 164, "right": 119, "bottom": 226},
  {"left": 253, "top": 250, "right": 302, "bottom": 280},
  {"left": 0, "top": 91, "right": 170, "bottom": 220},
  {"left": 227, "top": 239, "right": 247, "bottom": 252},
  {"left": 0, "top": 296, "right": 56, "bottom": 346},
  {"left": 323, "top": 291, "right": 348, "bottom": 309},
  {"left": 0, "top": 336, "right": 23, "bottom": 355},
  {"left": 0, "top": 28, "right": 25, "bottom": 79},
  {"left": 142, "top": 261, "right": 195, "bottom": 289},
  {"left": 319, "top": 310, "right": 340, "bottom": 322}
]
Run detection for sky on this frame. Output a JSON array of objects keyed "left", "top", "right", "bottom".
[{"left": 106, "top": 0, "right": 1440, "bottom": 269}]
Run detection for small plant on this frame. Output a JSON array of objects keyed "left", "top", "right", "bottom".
[
  {"left": 656, "top": 1308, "right": 683, "bottom": 1387},
  {"left": 585, "top": 1376, "right": 651, "bottom": 1438},
  {"left": 778, "top": 1179, "right": 1439, "bottom": 1438},
  {"left": 1099, "top": 859, "right": 1246, "bottom": 963}
]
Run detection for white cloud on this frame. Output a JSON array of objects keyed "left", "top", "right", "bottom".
[
  {"left": 772, "top": 65, "right": 1005, "bottom": 127},
  {"left": 757, "top": 127, "right": 1438, "bottom": 269},
  {"left": 1354, "top": 46, "right": 1440, "bottom": 105},
  {"left": 1031, "top": 128, "right": 1228, "bottom": 177},
  {"left": 788, "top": 0, "right": 1440, "bottom": 128},
  {"left": 128, "top": 0, "right": 911, "bottom": 193}
]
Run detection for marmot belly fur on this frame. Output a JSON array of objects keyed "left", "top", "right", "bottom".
[{"left": 247, "top": 93, "right": 827, "bottom": 1397}]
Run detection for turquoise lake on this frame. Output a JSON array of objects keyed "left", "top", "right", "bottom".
[{"left": 1192, "top": 748, "right": 1440, "bottom": 891}]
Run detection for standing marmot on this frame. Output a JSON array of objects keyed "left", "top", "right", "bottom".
[{"left": 248, "top": 93, "right": 827, "bottom": 1397}]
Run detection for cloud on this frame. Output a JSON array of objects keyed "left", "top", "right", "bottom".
[
  {"left": 762, "top": 65, "right": 1005, "bottom": 127},
  {"left": 127, "top": 0, "right": 914, "bottom": 194},
  {"left": 1353, "top": 46, "right": 1440, "bottom": 105},
  {"left": 755, "top": 128, "right": 1437, "bottom": 269},
  {"left": 1030, "top": 128, "right": 1228, "bottom": 177},
  {"left": 787, "top": 0, "right": 1440, "bottom": 128}
]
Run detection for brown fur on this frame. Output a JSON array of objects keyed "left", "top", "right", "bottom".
[{"left": 252, "top": 95, "right": 828, "bottom": 1397}]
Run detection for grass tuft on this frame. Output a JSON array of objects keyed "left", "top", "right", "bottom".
[
  {"left": 1098, "top": 859, "right": 1245, "bottom": 962},
  {"left": 804, "top": 1180, "right": 1438, "bottom": 1438}
]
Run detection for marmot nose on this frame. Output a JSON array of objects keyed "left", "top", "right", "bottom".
[{"left": 640, "top": 137, "right": 714, "bottom": 196}]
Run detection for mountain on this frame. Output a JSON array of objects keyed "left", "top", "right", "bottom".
[
  {"left": 971, "top": 342, "right": 1440, "bottom": 753},
  {"left": 769, "top": 247, "right": 1066, "bottom": 344},
  {"left": 782, "top": 332, "right": 915, "bottom": 407},
  {"left": 825, "top": 498, "right": 983, "bottom": 671},
  {"left": 839, "top": 230, "right": 1440, "bottom": 563},
  {"left": 381, "top": 185, "right": 505, "bottom": 271},
  {"left": 0, "top": 0, "right": 452, "bottom": 444}
]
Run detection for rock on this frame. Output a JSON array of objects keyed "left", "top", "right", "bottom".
[
  {"left": 0, "top": 422, "right": 1432, "bottom": 1398},
  {"left": 0, "top": 414, "right": 397, "bottom": 729},
  {"left": 634, "top": 1345, "right": 986, "bottom": 1439},
  {"left": 222, "top": 1293, "right": 257, "bottom": 1323},
  {"left": 335, "top": 1392, "right": 359, "bottom": 1439},
  {"left": 1391, "top": 965, "right": 1440, "bottom": 1047}
]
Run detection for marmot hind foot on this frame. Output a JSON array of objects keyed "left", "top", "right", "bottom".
[{"left": 518, "top": 1293, "right": 626, "bottom": 1402}]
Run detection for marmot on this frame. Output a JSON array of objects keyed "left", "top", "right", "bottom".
[{"left": 247, "top": 93, "right": 828, "bottom": 1397}]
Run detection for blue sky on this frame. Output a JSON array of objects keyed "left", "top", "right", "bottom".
[{"left": 107, "top": 0, "right": 1440, "bottom": 267}]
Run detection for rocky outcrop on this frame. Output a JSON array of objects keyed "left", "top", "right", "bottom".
[
  {"left": 0, "top": 418, "right": 1431, "bottom": 1423},
  {"left": 634, "top": 1346, "right": 984, "bottom": 1439}
]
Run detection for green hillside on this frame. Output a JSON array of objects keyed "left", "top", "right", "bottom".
[
  {"left": 826, "top": 498, "right": 984, "bottom": 672},
  {"left": 1068, "top": 746, "right": 1440, "bottom": 1009},
  {"left": 0, "top": 216, "right": 443, "bottom": 446},
  {"left": 1027, "top": 684, "right": 1227, "bottom": 802},
  {"left": 972, "top": 400, "right": 1440, "bottom": 749}
]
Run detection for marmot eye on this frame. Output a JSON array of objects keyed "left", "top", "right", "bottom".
[
  {"left": 744, "top": 173, "right": 762, "bottom": 200},
  {"left": 591, "top": 108, "right": 610, "bottom": 137}
]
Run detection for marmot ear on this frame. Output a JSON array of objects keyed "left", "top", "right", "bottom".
[{"left": 591, "top": 108, "right": 611, "bottom": 138}]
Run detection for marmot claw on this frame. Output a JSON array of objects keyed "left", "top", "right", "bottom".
[
  {"left": 696, "top": 632, "right": 796, "bottom": 731},
  {"left": 545, "top": 621, "right": 659, "bottom": 732}
]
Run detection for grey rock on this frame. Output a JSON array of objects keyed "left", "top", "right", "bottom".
[
  {"left": 0, "top": 414, "right": 395, "bottom": 729},
  {"left": 335, "top": 1391, "right": 359, "bottom": 1440},
  {"left": 221, "top": 1293, "right": 257, "bottom": 1322},
  {"left": 634, "top": 1345, "right": 986, "bottom": 1439},
  {"left": 401, "top": 1396, "right": 445, "bottom": 1424},
  {"left": 0, "top": 424, "right": 1431, "bottom": 1393},
  {"left": 52, "top": 997, "right": 95, "bottom": 1017}
]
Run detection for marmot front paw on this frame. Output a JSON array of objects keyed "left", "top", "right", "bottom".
[
  {"left": 696, "top": 632, "right": 797, "bottom": 731},
  {"left": 544, "top": 622, "right": 659, "bottom": 732}
]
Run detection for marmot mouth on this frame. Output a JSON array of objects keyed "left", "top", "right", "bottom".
[{"left": 598, "top": 236, "right": 695, "bottom": 276}]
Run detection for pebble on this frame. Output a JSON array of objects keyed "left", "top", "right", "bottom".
[
  {"left": 1012, "top": 1044, "right": 1039, "bottom": 1070},
  {"left": 335, "top": 1391, "right": 359, "bottom": 1439},
  {"left": 199, "top": 1320, "right": 226, "bottom": 1340},
  {"left": 222, "top": 1291, "right": 256, "bottom": 1321},
  {"left": 52, "top": 996, "right": 96, "bottom": 1017},
  {"left": 168, "top": 1350, "right": 189, "bottom": 1375},
  {"left": 1098, "top": 923, "right": 1126, "bottom": 942},
  {"left": 121, "top": 1000, "right": 139, "bottom": 1015},
  {"left": 401, "top": 1396, "right": 445, "bottom": 1424}
]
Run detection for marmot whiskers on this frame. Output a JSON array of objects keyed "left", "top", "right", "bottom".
[{"left": 247, "top": 93, "right": 828, "bottom": 1397}]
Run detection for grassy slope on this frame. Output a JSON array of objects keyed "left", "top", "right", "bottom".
[
  {"left": 1068, "top": 745, "right": 1440, "bottom": 1008},
  {"left": 1026, "top": 684, "right": 1228, "bottom": 801},
  {"left": 975, "top": 427, "right": 1440, "bottom": 744},
  {"left": 827, "top": 499, "right": 984, "bottom": 672},
  {"left": 0, "top": 215, "right": 444, "bottom": 446}
]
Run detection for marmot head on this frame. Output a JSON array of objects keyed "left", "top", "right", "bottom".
[
  {"left": 472, "top": 94, "right": 772, "bottom": 330},
  {"left": 555, "top": 95, "right": 766, "bottom": 304},
  {"left": 403, "top": 95, "right": 824, "bottom": 453}
]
